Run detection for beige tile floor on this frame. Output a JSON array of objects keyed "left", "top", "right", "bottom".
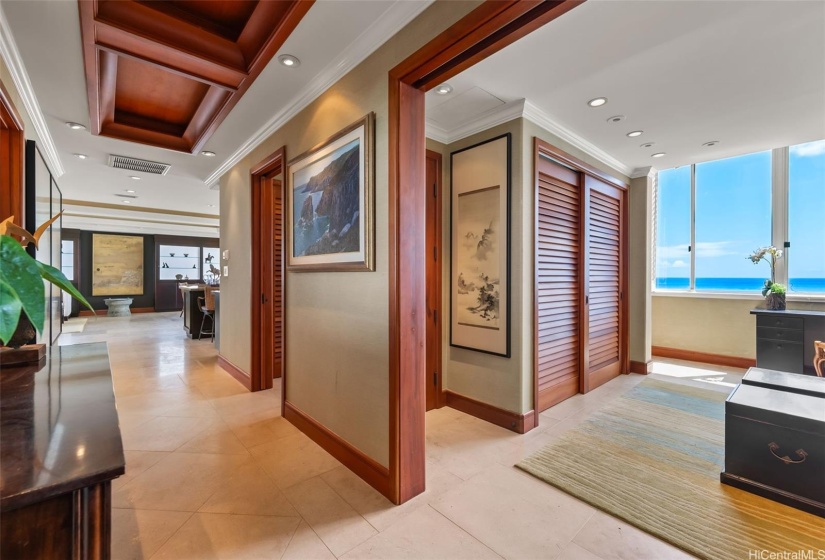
[{"left": 59, "top": 313, "right": 734, "bottom": 560}]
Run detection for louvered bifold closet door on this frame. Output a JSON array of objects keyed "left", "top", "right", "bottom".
[
  {"left": 272, "top": 178, "right": 284, "bottom": 376},
  {"left": 584, "top": 176, "right": 624, "bottom": 390},
  {"left": 535, "top": 156, "right": 582, "bottom": 412}
]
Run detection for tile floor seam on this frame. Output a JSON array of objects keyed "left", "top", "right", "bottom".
[
  {"left": 145, "top": 510, "right": 195, "bottom": 560},
  {"left": 426, "top": 504, "right": 506, "bottom": 560},
  {"left": 318, "top": 470, "right": 385, "bottom": 534}
]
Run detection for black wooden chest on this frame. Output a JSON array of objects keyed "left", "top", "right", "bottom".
[{"left": 721, "top": 383, "right": 825, "bottom": 517}]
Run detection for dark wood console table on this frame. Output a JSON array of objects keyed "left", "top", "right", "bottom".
[
  {"left": 1, "top": 343, "right": 125, "bottom": 559},
  {"left": 751, "top": 308, "right": 825, "bottom": 376}
]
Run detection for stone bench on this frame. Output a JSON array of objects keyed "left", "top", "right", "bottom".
[{"left": 103, "top": 298, "right": 133, "bottom": 317}]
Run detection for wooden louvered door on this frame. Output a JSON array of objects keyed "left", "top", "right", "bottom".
[
  {"left": 271, "top": 178, "right": 284, "bottom": 379},
  {"left": 583, "top": 176, "right": 624, "bottom": 391},
  {"left": 535, "top": 155, "right": 583, "bottom": 411}
]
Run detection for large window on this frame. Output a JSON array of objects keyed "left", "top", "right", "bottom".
[
  {"left": 788, "top": 140, "right": 825, "bottom": 294},
  {"left": 654, "top": 141, "right": 825, "bottom": 295},
  {"left": 694, "top": 151, "right": 772, "bottom": 291},
  {"left": 655, "top": 166, "right": 691, "bottom": 290}
]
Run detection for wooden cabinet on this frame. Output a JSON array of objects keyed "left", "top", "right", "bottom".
[
  {"left": 1, "top": 344, "right": 125, "bottom": 558},
  {"left": 534, "top": 140, "right": 627, "bottom": 412},
  {"left": 752, "top": 309, "right": 825, "bottom": 375}
]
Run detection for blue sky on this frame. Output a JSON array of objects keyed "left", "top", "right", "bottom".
[{"left": 657, "top": 139, "right": 825, "bottom": 280}]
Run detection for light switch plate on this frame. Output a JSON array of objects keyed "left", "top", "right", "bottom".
[
  {"left": 223, "top": 266, "right": 229, "bottom": 277},
  {"left": 222, "top": 250, "right": 229, "bottom": 260}
]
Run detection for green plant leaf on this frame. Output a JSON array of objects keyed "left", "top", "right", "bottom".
[
  {"left": 0, "top": 235, "right": 45, "bottom": 333},
  {"left": 34, "top": 261, "right": 95, "bottom": 314},
  {"left": 0, "top": 279, "right": 23, "bottom": 345}
]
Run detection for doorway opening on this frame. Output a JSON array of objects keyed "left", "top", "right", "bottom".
[
  {"left": 388, "top": 1, "right": 584, "bottom": 504},
  {"left": 250, "top": 147, "right": 286, "bottom": 394}
]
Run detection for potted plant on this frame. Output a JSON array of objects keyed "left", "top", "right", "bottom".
[
  {"left": 748, "top": 246, "right": 786, "bottom": 311},
  {"left": 0, "top": 214, "right": 94, "bottom": 351}
]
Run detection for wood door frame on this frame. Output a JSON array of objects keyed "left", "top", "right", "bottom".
[
  {"left": 388, "top": 0, "right": 584, "bottom": 505},
  {"left": 532, "top": 138, "right": 629, "bottom": 414},
  {"left": 0, "top": 79, "right": 25, "bottom": 225},
  {"left": 250, "top": 147, "right": 286, "bottom": 394},
  {"left": 425, "top": 149, "right": 444, "bottom": 410}
]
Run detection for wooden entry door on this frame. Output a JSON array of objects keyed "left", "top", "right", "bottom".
[
  {"left": 425, "top": 150, "right": 443, "bottom": 410},
  {"left": 251, "top": 148, "right": 286, "bottom": 392},
  {"left": 534, "top": 139, "right": 627, "bottom": 413},
  {"left": 535, "top": 156, "right": 582, "bottom": 411}
]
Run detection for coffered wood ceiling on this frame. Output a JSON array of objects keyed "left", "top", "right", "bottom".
[{"left": 78, "top": 0, "right": 313, "bottom": 153}]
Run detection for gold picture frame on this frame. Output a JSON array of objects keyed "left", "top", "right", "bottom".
[{"left": 286, "top": 113, "right": 375, "bottom": 272}]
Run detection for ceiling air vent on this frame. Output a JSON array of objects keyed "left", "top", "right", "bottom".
[
  {"left": 108, "top": 154, "right": 171, "bottom": 175},
  {"left": 117, "top": 194, "right": 138, "bottom": 199}
]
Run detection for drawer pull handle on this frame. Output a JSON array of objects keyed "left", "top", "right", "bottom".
[{"left": 768, "top": 442, "right": 808, "bottom": 465}]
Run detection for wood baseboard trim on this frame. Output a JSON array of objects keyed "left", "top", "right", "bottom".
[
  {"left": 651, "top": 346, "right": 756, "bottom": 369},
  {"left": 284, "top": 401, "right": 391, "bottom": 498},
  {"left": 443, "top": 390, "right": 536, "bottom": 434},
  {"left": 629, "top": 360, "right": 652, "bottom": 374},
  {"left": 79, "top": 307, "right": 155, "bottom": 317},
  {"left": 217, "top": 355, "right": 251, "bottom": 391}
]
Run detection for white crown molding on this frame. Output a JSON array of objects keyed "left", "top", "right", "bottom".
[
  {"left": 0, "top": 5, "right": 65, "bottom": 178},
  {"left": 204, "top": 0, "right": 433, "bottom": 187},
  {"left": 424, "top": 121, "right": 449, "bottom": 145},
  {"left": 630, "top": 166, "right": 657, "bottom": 179},
  {"left": 426, "top": 99, "right": 526, "bottom": 145},
  {"left": 424, "top": 97, "right": 633, "bottom": 178},
  {"left": 521, "top": 100, "right": 633, "bottom": 178}
]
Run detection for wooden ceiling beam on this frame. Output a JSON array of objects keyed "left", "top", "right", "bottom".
[{"left": 78, "top": 0, "right": 314, "bottom": 153}]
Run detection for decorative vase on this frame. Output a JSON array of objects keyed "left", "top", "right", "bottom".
[
  {"left": 765, "top": 292, "right": 786, "bottom": 311},
  {"left": 6, "top": 313, "right": 36, "bottom": 349}
]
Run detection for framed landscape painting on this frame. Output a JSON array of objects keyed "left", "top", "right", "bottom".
[
  {"left": 450, "top": 134, "right": 511, "bottom": 357},
  {"left": 92, "top": 233, "right": 144, "bottom": 296},
  {"left": 286, "top": 113, "right": 375, "bottom": 271}
]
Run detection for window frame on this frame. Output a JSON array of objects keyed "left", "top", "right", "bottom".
[{"left": 653, "top": 145, "right": 825, "bottom": 301}]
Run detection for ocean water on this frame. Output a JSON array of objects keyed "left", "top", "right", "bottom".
[{"left": 656, "top": 277, "right": 825, "bottom": 293}]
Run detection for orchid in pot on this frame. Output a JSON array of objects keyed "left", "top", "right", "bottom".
[
  {"left": 748, "top": 246, "right": 786, "bottom": 310},
  {"left": 0, "top": 214, "right": 94, "bottom": 348}
]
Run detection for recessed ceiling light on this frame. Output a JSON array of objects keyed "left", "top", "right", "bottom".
[
  {"left": 640, "top": 142, "right": 655, "bottom": 148},
  {"left": 125, "top": 189, "right": 136, "bottom": 193},
  {"left": 122, "top": 200, "right": 131, "bottom": 204},
  {"left": 651, "top": 152, "right": 666, "bottom": 158},
  {"left": 201, "top": 151, "right": 216, "bottom": 157},
  {"left": 129, "top": 175, "right": 141, "bottom": 180},
  {"left": 626, "top": 130, "right": 643, "bottom": 138},
  {"left": 207, "top": 204, "right": 216, "bottom": 208},
  {"left": 702, "top": 140, "right": 720, "bottom": 147},
  {"left": 434, "top": 83, "right": 453, "bottom": 95},
  {"left": 278, "top": 54, "right": 300, "bottom": 67},
  {"left": 606, "top": 115, "right": 625, "bottom": 123},
  {"left": 75, "top": 153, "right": 88, "bottom": 160},
  {"left": 66, "top": 122, "right": 86, "bottom": 130},
  {"left": 588, "top": 97, "right": 607, "bottom": 107}
]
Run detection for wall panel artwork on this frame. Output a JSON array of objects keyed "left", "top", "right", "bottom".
[
  {"left": 92, "top": 234, "right": 144, "bottom": 296},
  {"left": 286, "top": 113, "right": 374, "bottom": 271},
  {"left": 450, "top": 134, "right": 511, "bottom": 356}
]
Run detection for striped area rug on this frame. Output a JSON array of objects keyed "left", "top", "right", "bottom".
[{"left": 517, "top": 378, "right": 825, "bottom": 560}]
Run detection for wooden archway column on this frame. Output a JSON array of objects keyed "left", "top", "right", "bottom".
[
  {"left": 0, "top": 80, "right": 25, "bottom": 224},
  {"left": 387, "top": 0, "right": 585, "bottom": 504}
]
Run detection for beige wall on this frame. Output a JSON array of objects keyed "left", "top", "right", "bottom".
[
  {"left": 219, "top": 1, "right": 481, "bottom": 468},
  {"left": 628, "top": 173, "right": 653, "bottom": 364},
  {"left": 426, "top": 117, "right": 635, "bottom": 417},
  {"left": 653, "top": 296, "right": 825, "bottom": 359},
  {"left": 431, "top": 120, "right": 528, "bottom": 415},
  {"left": 652, "top": 297, "right": 759, "bottom": 358}
]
